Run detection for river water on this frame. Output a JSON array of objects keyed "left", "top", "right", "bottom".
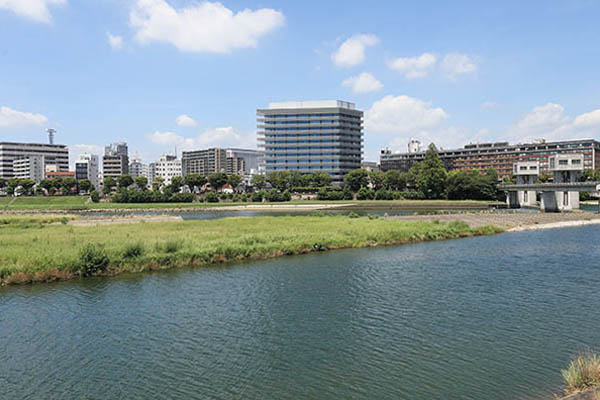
[{"left": 2, "top": 226, "right": 600, "bottom": 399}]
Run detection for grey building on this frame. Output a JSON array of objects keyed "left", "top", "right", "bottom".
[
  {"left": 0, "top": 142, "right": 69, "bottom": 179},
  {"left": 13, "top": 155, "right": 45, "bottom": 183},
  {"left": 75, "top": 153, "right": 100, "bottom": 190},
  {"left": 102, "top": 142, "right": 129, "bottom": 180},
  {"left": 257, "top": 100, "right": 363, "bottom": 184},
  {"left": 226, "top": 148, "right": 262, "bottom": 174},
  {"left": 182, "top": 148, "right": 260, "bottom": 176}
]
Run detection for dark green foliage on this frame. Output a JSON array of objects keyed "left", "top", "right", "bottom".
[
  {"left": 344, "top": 169, "right": 370, "bottom": 192},
  {"left": 184, "top": 174, "right": 207, "bottom": 192},
  {"left": 369, "top": 171, "right": 384, "bottom": 190},
  {"left": 205, "top": 192, "right": 219, "bottom": 203},
  {"left": 375, "top": 188, "right": 395, "bottom": 200},
  {"left": 135, "top": 176, "right": 148, "bottom": 190},
  {"left": 77, "top": 243, "right": 110, "bottom": 276},
  {"left": 445, "top": 169, "right": 498, "bottom": 200},
  {"left": 250, "top": 174, "right": 266, "bottom": 190},
  {"left": 348, "top": 211, "right": 359, "bottom": 218},
  {"left": 102, "top": 177, "right": 116, "bottom": 195},
  {"left": 117, "top": 175, "right": 134, "bottom": 189},
  {"left": 383, "top": 170, "right": 408, "bottom": 191},
  {"left": 264, "top": 189, "right": 290, "bottom": 202},
  {"left": 409, "top": 144, "right": 447, "bottom": 199},
  {"left": 90, "top": 190, "right": 100, "bottom": 203},
  {"left": 251, "top": 191, "right": 264, "bottom": 202},
  {"left": 78, "top": 179, "right": 92, "bottom": 193},
  {"left": 316, "top": 187, "right": 344, "bottom": 200},
  {"left": 227, "top": 174, "right": 242, "bottom": 189},
  {"left": 208, "top": 173, "right": 228, "bottom": 190},
  {"left": 123, "top": 243, "right": 144, "bottom": 258},
  {"left": 356, "top": 187, "right": 375, "bottom": 200}
]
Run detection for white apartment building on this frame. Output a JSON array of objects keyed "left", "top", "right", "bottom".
[
  {"left": 75, "top": 153, "right": 100, "bottom": 190},
  {"left": 154, "top": 155, "right": 182, "bottom": 186},
  {"left": 12, "top": 155, "right": 45, "bottom": 183}
]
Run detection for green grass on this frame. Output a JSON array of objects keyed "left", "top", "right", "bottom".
[
  {"left": 1, "top": 196, "right": 499, "bottom": 211},
  {"left": 562, "top": 352, "right": 600, "bottom": 395},
  {"left": 0, "top": 215, "right": 503, "bottom": 285}
]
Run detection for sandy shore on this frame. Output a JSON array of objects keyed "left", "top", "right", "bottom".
[{"left": 388, "top": 211, "right": 600, "bottom": 232}]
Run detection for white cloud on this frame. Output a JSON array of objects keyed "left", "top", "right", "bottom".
[
  {"left": 388, "top": 52, "right": 436, "bottom": 79},
  {"left": 365, "top": 95, "right": 448, "bottom": 134},
  {"left": 342, "top": 72, "right": 383, "bottom": 93},
  {"left": 175, "top": 114, "right": 197, "bottom": 127},
  {"left": 107, "top": 33, "right": 124, "bottom": 50},
  {"left": 148, "top": 127, "right": 256, "bottom": 151},
  {"left": 441, "top": 53, "right": 477, "bottom": 79},
  {"left": 508, "top": 103, "right": 600, "bottom": 142},
  {"left": 130, "top": 0, "right": 285, "bottom": 53},
  {"left": 0, "top": 0, "right": 65, "bottom": 23},
  {"left": 0, "top": 106, "right": 48, "bottom": 127},
  {"left": 331, "top": 33, "right": 378, "bottom": 67}
]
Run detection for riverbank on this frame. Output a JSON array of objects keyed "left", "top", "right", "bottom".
[{"left": 0, "top": 215, "right": 502, "bottom": 286}]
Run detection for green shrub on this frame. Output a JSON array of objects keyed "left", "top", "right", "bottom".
[
  {"left": 77, "top": 243, "right": 110, "bottom": 276},
  {"left": 251, "top": 191, "right": 264, "bottom": 202},
  {"left": 162, "top": 240, "right": 181, "bottom": 253},
  {"left": 90, "top": 190, "right": 100, "bottom": 203},
  {"left": 356, "top": 187, "right": 375, "bottom": 200},
  {"left": 123, "top": 242, "right": 144, "bottom": 258},
  {"left": 348, "top": 211, "right": 360, "bottom": 218},
  {"left": 205, "top": 192, "right": 219, "bottom": 203},
  {"left": 562, "top": 352, "right": 600, "bottom": 395}
]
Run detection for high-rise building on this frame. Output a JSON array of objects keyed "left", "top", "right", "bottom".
[
  {"left": 102, "top": 142, "right": 129, "bottom": 180},
  {"left": 182, "top": 148, "right": 227, "bottom": 176},
  {"left": 257, "top": 100, "right": 364, "bottom": 184},
  {"left": 0, "top": 142, "right": 69, "bottom": 179},
  {"left": 380, "top": 138, "right": 600, "bottom": 178},
  {"left": 75, "top": 153, "right": 100, "bottom": 190},
  {"left": 154, "top": 155, "right": 182, "bottom": 186},
  {"left": 12, "top": 155, "right": 45, "bottom": 183}
]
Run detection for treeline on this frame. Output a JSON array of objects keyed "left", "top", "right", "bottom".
[{"left": 0, "top": 177, "right": 94, "bottom": 197}]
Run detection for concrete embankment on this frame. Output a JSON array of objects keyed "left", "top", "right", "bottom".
[{"left": 387, "top": 211, "right": 600, "bottom": 231}]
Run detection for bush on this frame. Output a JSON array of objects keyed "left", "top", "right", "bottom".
[
  {"left": 123, "top": 242, "right": 144, "bottom": 259},
  {"left": 205, "top": 192, "right": 219, "bottom": 203},
  {"left": 317, "top": 187, "right": 344, "bottom": 200},
  {"left": 375, "top": 189, "right": 394, "bottom": 200},
  {"left": 77, "top": 243, "right": 110, "bottom": 277},
  {"left": 169, "top": 193, "right": 195, "bottom": 203},
  {"left": 90, "top": 190, "right": 100, "bottom": 203},
  {"left": 348, "top": 211, "right": 360, "bottom": 218},
  {"left": 251, "top": 191, "right": 264, "bottom": 202},
  {"left": 356, "top": 187, "right": 375, "bottom": 200},
  {"left": 162, "top": 240, "right": 181, "bottom": 253},
  {"left": 562, "top": 352, "right": 600, "bottom": 395},
  {"left": 264, "top": 189, "right": 290, "bottom": 202}
]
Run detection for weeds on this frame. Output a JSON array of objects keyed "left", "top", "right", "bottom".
[{"left": 562, "top": 352, "right": 600, "bottom": 395}]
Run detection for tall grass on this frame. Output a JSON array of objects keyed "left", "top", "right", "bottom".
[
  {"left": 562, "top": 352, "right": 600, "bottom": 395},
  {"left": 0, "top": 215, "right": 503, "bottom": 285}
]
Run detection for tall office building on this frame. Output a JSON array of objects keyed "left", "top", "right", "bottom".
[
  {"left": 257, "top": 100, "right": 364, "bottom": 184},
  {"left": 0, "top": 142, "right": 69, "bottom": 179},
  {"left": 129, "top": 156, "right": 150, "bottom": 180},
  {"left": 154, "top": 155, "right": 182, "bottom": 186},
  {"left": 102, "top": 142, "right": 129, "bottom": 180},
  {"left": 75, "top": 153, "right": 100, "bottom": 190}
]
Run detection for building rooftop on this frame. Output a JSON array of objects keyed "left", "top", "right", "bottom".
[{"left": 267, "top": 100, "right": 355, "bottom": 110}]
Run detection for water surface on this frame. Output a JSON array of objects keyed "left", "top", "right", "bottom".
[{"left": 2, "top": 226, "right": 600, "bottom": 399}]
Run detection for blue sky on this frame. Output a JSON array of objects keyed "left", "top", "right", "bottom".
[{"left": 1, "top": 0, "right": 600, "bottom": 164}]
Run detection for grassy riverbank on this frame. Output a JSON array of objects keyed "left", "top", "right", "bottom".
[
  {"left": 0, "top": 214, "right": 503, "bottom": 285},
  {"left": 0, "top": 195, "right": 500, "bottom": 211}
]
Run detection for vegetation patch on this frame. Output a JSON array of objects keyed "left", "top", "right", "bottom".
[
  {"left": 0, "top": 215, "right": 503, "bottom": 286},
  {"left": 562, "top": 352, "right": 600, "bottom": 395}
]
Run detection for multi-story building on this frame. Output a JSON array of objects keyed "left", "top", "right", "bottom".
[
  {"left": 0, "top": 142, "right": 69, "bottom": 179},
  {"left": 102, "top": 142, "right": 129, "bottom": 180},
  {"left": 129, "top": 156, "right": 150, "bottom": 180},
  {"left": 380, "top": 139, "right": 600, "bottom": 178},
  {"left": 226, "top": 149, "right": 262, "bottom": 174},
  {"left": 154, "top": 155, "right": 182, "bottom": 186},
  {"left": 182, "top": 148, "right": 228, "bottom": 176},
  {"left": 75, "top": 153, "right": 100, "bottom": 190},
  {"left": 257, "top": 100, "right": 363, "bottom": 184},
  {"left": 12, "top": 155, "right": 45, "bottom": 183}
]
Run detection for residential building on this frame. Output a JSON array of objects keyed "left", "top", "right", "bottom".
[
  {"left": 226, "top": 148, "right": 263, "bottom": 174},
  {"left": 129, "top": 156, "right": 150, "bottom": 181},
  {"left": 380, "top": 138, "right": 600, "bottom": 178},
  {"left": 75, "top": 153, "right": 100, "bottom": 190},
  {"left": 0, "top": 142, "right": 69, "bottom": 179},
  {"left": 182, "top": 148, "right": 228, "bottom": 176},
  {"left": 45, "top": 170, "right": 75, "bottom": 180},
  {"left": 154, "top": 155, "right": 182, "bottom": 186},
  {"left": 361, "top": 161, "right": 379, "bottom": 171},
  {"left": 102, "top": 142, "right": 129, "bottom": 180},
  {"left": 12, "top": 155, "right": 45, "bottom": 183},
  {"left": 257, "top": 100, "right": 364, "bottom": 185}
]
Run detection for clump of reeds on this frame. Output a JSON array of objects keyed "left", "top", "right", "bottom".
[{"left": 562, "top": 352, "right": 600, "bottom": 395}]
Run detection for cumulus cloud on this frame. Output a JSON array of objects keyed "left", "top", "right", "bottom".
[
  {"left": 331, "top": 33, "right": 378, "bottom": 67},
  {"left": 0, "top": 0, "right": 65, "bottom": 23},
  {"left": 0, "top": 106, "right": 48, "bottom": 127},
  {"left": 148, "top": 127, "right": 255, "bottom": 151},
  {"left": 509, "top": 103, "right": 600, "bottom": 142},
  {"left": 107, "top": 33, "right": 124, "bottom": 50},
  {"left": 130, "top": 0, "right": 285, "bottom": 53},
  {"left": 175, "top": 114, "right": 198, "bottom": 127},
  {"left": 342, "top": 72, "right": 383, "bottom": 93},
  {"left": 365, "top": 95, "right": 448, "bottom": 134},
  {"left": 388, "top": 53, "right": 436, "bottom": 79},
  {"left": 441, "top": 53, "right": 477, "bottom": 79}
]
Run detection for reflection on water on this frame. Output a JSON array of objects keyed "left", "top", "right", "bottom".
[{"left": 2, "top": 226, "right": 600, "bottom": 399}]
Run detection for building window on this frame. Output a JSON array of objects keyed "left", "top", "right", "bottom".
[{"left": 564, "top": 191, "right": 569, "bottom": 206}]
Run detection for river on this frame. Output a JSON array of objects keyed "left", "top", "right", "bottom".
[{"left": 2, "top": 225, "right": 600, "bottom": 399}]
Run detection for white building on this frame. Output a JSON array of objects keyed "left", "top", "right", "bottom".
[
  {"left": 154, "top": 155, "right": 182, "bottom": 186},
  {"left": 75, "top": 153, "right": 100, "bottom": 190},
  {"left": 129, "top": 156, "right": 150, "bottom": 183},
  {"left": 12, "top": 155, "right": 45, "bottom": 183}
]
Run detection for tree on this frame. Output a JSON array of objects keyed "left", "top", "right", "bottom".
[
  {"left": 208, "top": 173, "right": 228, "bottom": 191},
  {"left": 90, "top": 189, "right": 100, "bottom": 203},
  {"left": 135, "top": 176, "right": 148, "bottom": 191},
  {"left": 0, "top": 178, "right": 6, "bottom": 190},
  {"left": 409, "top": 144, "right": 447, "bottom": 199},
  {"left": 368, "top": 171, "right": 384, "bottom": 190},
  {"left": 170, "top": 176, "right": 184, "bottom": 193},
  {"left": 344, "top": 169, "right": 370, "bottom": 192},
  {"left": 266, "top": 171, "right": 288, "bottom": 191},
  {"left": 117, "top": 174, "right": 133, "bottom": 189},
  {"left": 62, "top": 177, "right": 77, "bottom": 195},
  {"left": 184, "top": 174, "right": 206, "bottom": 193},
  {"left": 300, "top": 173, "right": 313, "bottom": 187},
  {"left": 251, "top": 174, "right": 266, "bottom": 190},
  {"left": 152, "top": 176, "right": 164, "bottom": 192},
  {"left": 383, "top": 170, "right": 407, "bottom": 191},
  {"left": 103, "top": 177, "right": 116, "bottom": 195},
  {"left": 227, "top": 174, "right": 242, "bottom": 190},
  {"left": 52, "top": 177, "right": 64, "bottom": 192},
  {"left": 39, "top": 179, "right": 53, "bottom": 194},
  {"left": 78, "top": 179, "right": 92, "bottom": 194},
  {"left": 287, "top": 171, "right": 303, "bottom": 188},
  {"left": 312, "top": 172, "right": 332, "bottom": 187},
  {"left": 18, "top": 179, "right": 35, "bottom": 196}
]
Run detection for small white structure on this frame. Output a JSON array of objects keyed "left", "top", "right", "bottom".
[
  {"left": 408, "top": 139, "right": 421, "bottom": 154},
  {"left": 513, "top": 161, "right": 539, "bottom": 207},
  {"left": 541, "top": 154, "right": 584, "bottom": 212}
]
